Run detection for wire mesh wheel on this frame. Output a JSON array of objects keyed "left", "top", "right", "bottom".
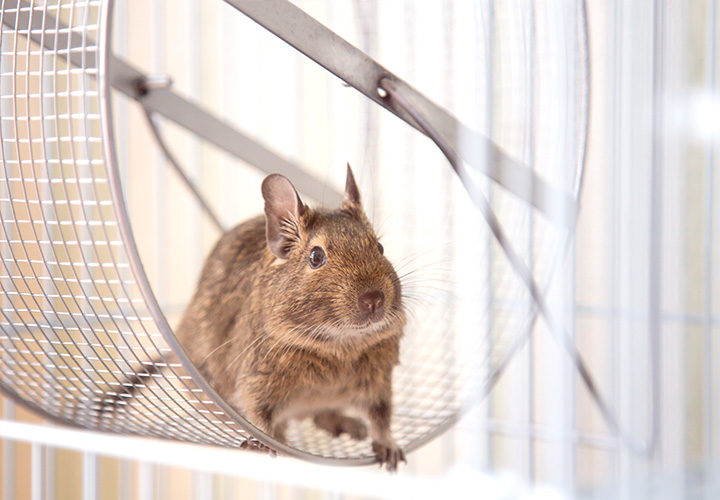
[{"left": 0, "top": 0, "right": 590, "bottom": 466}]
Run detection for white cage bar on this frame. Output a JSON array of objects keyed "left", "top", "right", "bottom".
[{"left": 0, "top": 0, "right": 718, "bottom": 499}]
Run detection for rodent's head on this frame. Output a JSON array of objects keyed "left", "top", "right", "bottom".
[{"left": 261, "top": 165, "right": 405, "bottom": 348}]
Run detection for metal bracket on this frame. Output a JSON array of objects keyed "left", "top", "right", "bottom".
[{"left": 133, "top": 75, "right": 173, "bottom": 97}]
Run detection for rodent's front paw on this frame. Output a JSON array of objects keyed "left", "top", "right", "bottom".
[{"left": 372, "top": 440, "right": 406, "bottom": 472}]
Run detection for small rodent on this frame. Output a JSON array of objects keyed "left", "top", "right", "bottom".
[{"left": 117, "top": 165, "right": 407, "bottom": 470}]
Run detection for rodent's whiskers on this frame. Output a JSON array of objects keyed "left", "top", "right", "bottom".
[
  {"left": 394, "top": 259, "right": 455, "bottom": 284},
  {"left": 400, "top": 293, "right": 447, "bottom": 320},
  {"left": 373, "top": 212, "right": 396, "bottom": 242},
  {"left": 226, "top": 303, "right": 274, "bottom": 325},
  {"left": 200, "top": 335, "right": 241, "bottom": 365},
  {"left": 220, "top": 304, "right": 282, "bottom": 372},
  {"left": 297, "top": 323, "right": 333, "bottom": 354},
  {"left": 258, "top": 322, "right": 328, "bottom": 366},
  {"left": 226, "top": 328, "right": 276, "bottom": 372},
  {"left": 260, "top": 323, "right": 316, "bottom": 365},
  {"left": 395, "top": 256, "right": 458, "bottom": 309},
  {"left": 197, "top": 302, "right": 276, "bottom": 368},
  {"left": 400, "top": 284, "right": 457, "bottom": 325},
  {"left": 399, "top": 274, "right": 458, "bottom": 294},
  {"left": 220, "top": 294, "right": 408, "bottom": 373},
  {"left": 391, "top": 242, "right": 455, "bottom": 271},
  {"left": 400, "top": 284, "right": 457, "bottom": 307}
]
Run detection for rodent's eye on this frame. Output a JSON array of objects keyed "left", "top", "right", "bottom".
[
  {"left": 308, "top": 246, "right": 327, "bottom": 269},
  {"left": 377, "top": 242, "right": 384, "bottom": 255}
]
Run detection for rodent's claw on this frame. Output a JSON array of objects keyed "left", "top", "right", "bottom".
[
  {"left": 239, "top": 438, "right": 278, "bottom": 457},
  {"left": 372, "top": 440, "right": 406, "bottom": 473}
]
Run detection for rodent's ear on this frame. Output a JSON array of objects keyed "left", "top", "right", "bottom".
[
  {"left": 261, "top": 174, "right": 306, "bottom": 259},
  {"left": 344, "top": 163, "right": 362, "bottom": 207}
]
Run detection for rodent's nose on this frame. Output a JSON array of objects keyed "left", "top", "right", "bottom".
[{"left": 358, "top": 290, "right": 385, "bottom": 318}]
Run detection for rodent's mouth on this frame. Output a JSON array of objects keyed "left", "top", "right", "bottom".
[
  {"left": 346, "top": 322, "right": 384, "bottom": 335},
  {"left": 324, "top": 313, "right": 402, "bottom": 339}
]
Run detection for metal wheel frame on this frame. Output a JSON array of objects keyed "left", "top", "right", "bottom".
[{"left": 0, "top": 0, "right": 592, "bottom": 466}]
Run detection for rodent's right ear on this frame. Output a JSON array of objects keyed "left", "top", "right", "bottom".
[
  {"left": 344, "top": 163, "right": 362, "bottom": 207},
  {"left": 261, "top": 174, "right": 306, "bottom": 259}
]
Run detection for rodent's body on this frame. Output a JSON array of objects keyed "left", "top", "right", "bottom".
[{"left": 173, "top": 167, "right": 406, "bottom": 469}]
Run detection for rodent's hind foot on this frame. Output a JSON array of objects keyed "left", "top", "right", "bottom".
[
  {"left": 372, "top": 440, "right": 406, "bottom": 473},
  {"left": 270, "top": 420, "right": 289, "bottom": 444},
  {"left": 313, "top": 410, "right": 368, "bottom": 440}
]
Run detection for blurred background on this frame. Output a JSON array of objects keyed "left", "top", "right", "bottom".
[{"left": 1, "top": 0, "right": 719, "bottom": 498}]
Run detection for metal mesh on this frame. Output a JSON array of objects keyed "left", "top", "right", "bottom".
[
  {"left": 0, "top": 0, "right": 258, "bottom": 453},
  {"left": 0, "top": 0, "right": 589, "bottom": 466}
]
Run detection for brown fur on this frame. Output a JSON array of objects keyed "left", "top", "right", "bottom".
[{"left": 174, "top": 166, "right": 406, "bottom": 470}]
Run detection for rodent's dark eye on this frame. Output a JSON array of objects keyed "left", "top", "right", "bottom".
[
  {"left": 377, "top": 242, "right": 384, "bottom": 255},
  {"left": 308, "top": 246, "right": 326, "bottom": 269}
]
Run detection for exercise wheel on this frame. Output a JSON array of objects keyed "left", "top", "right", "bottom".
[{"left": 0, "top": 0, "right": 590, "bottom": 466}]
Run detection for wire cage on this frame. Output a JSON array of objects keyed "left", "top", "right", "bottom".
[{"left": 0, "top": 0, "right": 598, "bottom": 472}]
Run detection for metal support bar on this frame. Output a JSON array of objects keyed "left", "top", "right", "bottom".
[
  {"left": 223, "top": 0, "right": 578, "bottom": 228},
  {"left": 141, "top": 107, "right": 227, "bottom": 233},
  {"left": 0, "top": 0, "right": 343, "bottom": 206}
]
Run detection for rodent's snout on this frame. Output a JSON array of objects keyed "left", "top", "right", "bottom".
[{"left": 358, "top": 289, "right": 385, "bottom": 322}]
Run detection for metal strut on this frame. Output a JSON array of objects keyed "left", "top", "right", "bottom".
[
  {"left": 224, "top": 0, "right": 578, "bottom": 229},
  {"left": 0, "top": 0, "right": 343, "bottom": 207}
]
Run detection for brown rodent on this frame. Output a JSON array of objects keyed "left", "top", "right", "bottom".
[{"left": 171, "top": 165, "right": 406, "bottom": 470}]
